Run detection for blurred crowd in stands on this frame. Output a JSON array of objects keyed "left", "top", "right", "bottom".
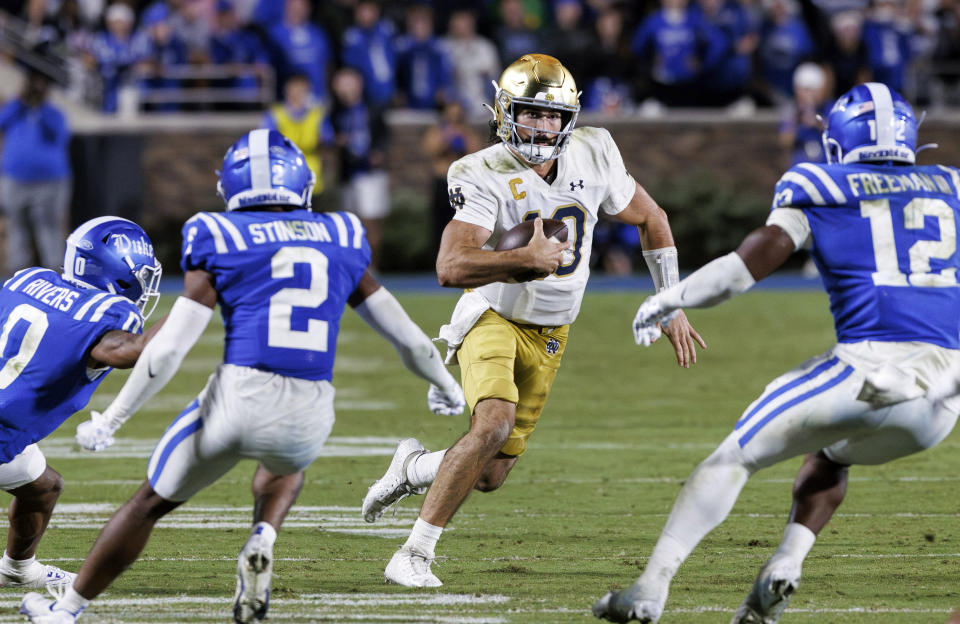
[
  {"left": 0, "top": 0, "right": 957, "bottom": 275},
  {"left": 1, "top": 0, "right": 959, "bottom": 117}
]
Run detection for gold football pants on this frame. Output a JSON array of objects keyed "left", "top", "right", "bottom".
[{"left": 457, "top": 310, "right": 569, "bottom": 456}]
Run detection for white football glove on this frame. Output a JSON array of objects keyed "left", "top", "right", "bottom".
[
  {"left": 632, "top": 296, "right": 678, "bottom": 347},
  {"left": 75, "top": 411, "right": 118, "bottom": 452},
  {"left": 428, "top": 383, "right": 466, "bottom": 416}
]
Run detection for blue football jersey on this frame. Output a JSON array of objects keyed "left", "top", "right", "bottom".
[
  {"left": 180, "top": 210, "right": 371, "bottom": 380},
  {"left": 771, "top": 162, "right": 960, "bottom": 348},
  {"left": 0, "top": 268, "right": 142, "bottom": 463}
]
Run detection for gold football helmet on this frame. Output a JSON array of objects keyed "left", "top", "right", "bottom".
[{"left": 490, "top": 54, "right": 580, "bottom": 165}]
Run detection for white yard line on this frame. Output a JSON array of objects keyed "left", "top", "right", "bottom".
[
  {"left": 38, "top": 436, "right": 402, "bottom": 459},
  {"left": 0, "top": 594, "right": 510, "bottom": 624}
]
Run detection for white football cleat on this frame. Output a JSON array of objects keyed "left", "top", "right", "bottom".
[
  {"left": 730, "top": 555, "right": 801, "bottom": 624},
  {"left": 19, "top": 592, "right": 78, "bottom": 623},
  {"left": 592, "top": 581, "right": 666, "bottom": 623},
  {"left": 362, "top": 438, "right": 428, "bottom": 523},
  {"left": 0, "top": 562, "right": 75, "bottom": 598},
  {"left": 384, "top": 546, "right": 442, "bottom": 588},
  {"left": 233, "top": 533, "right": 273, "bottom": 623}
]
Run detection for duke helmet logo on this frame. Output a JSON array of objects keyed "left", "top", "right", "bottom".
[
  {"left": 448, "top": 186, "right": 466, "bottom": 210},
  {"left": 570, "top": 179, "right": 584, "bottom": 191},
  {"left": 545, "top": 337, "right": 560, "bottom": 355}
]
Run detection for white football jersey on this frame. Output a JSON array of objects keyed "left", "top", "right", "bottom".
[{"left": 448, "top": 126, "right": 636, "bottom": 326}]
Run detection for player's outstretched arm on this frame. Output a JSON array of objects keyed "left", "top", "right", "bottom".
[
  {"left": 76, "top": 270, "right": 216, "bottom": 451},
  {"left": 614, "top": 181, "right": 706, "bottom": 367},
  {"left": 436, "top": 218, "right": 568, "bottom": 288},
  {"left": 633, "top": 225, "right": 795, "bottom": 346},
  {"left": 349, "top": 271, "right": 465, "bottom": 416}
]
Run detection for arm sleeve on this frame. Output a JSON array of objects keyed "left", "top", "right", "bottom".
[
  {"left": 658, "top": 251, "right": 756, "bottom": 311},
  {"left": 353, "top": 287, "right": 459, "bottom": 391},
  {"left": 100, "top": 296, "right": 214, "bottom": 429}
]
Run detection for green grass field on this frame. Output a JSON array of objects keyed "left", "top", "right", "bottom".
[{"left": 3, "top": 289, "right": 959, "bottom": 623}]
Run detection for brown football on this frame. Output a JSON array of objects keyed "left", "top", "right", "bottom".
[{"left": 494, "top": 218, "right": 569, "bottom": 282}]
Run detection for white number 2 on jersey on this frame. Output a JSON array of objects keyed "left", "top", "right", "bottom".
[
  {"left": 861, "top": 197, "right": 958, "bottom": 287},
  {"left": 268, "top": 247, "right": 330, "bottom": 352},
  {"left": 0, "top": 303, "right": 48, "bottom": 389}
]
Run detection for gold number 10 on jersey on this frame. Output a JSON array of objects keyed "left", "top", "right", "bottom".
[{"left": 522, "top": 204, "right": 587, "bottom": 277}]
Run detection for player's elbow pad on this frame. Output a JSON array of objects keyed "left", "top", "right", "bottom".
[{"left": 660, "top": 252, "right": 756, "bottom": 309}]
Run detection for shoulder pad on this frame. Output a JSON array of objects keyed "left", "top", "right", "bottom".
[
  {"left": 325, "top": 211, "right": 367, "bottom": 250},
  {"left": 72, "top": 292, "right": 142, "bottom": 332},
  {"left": 772, "top": 163, "right": 849, "bottom": 210},
  {"left": 183, "top": 212, "right": 249, "bottom": 256}
]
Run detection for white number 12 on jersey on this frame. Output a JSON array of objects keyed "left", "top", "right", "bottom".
[
  {"left": 861, "top": 197, "right": 958, "bottom": 287},
  {"left": 268, "top": 247, "right": 330, "bottom": 352}
]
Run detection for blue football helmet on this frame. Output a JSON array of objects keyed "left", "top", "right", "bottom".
[
  {"left": 822, "top": 82, "right": 918, "bottom": 165},
  {"left": 61, "top": 216, "right": 162, "bottom": 319},
  {"left": 217, "top": 128, "right": 315, "bottom": 211}
]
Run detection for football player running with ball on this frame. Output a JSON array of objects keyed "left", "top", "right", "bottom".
[
  {"left": 362, "top": 54, "right": 705, "bottom": 588},
  {"left": 594, "top": 83, "right": 960, "bottom": 623},
  {"left": 0, "top": 217, "right": 161, "bottom": 595},
  {"left": 20, "top": 129, "right": 465, "bottom": 623}
]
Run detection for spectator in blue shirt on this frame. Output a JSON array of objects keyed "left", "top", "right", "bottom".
[
  {"left": 631, "top": 0, "right": 726, "bottom": 107},
  {"left": 266, "top": 0, "right": 333, "bottom": 103},
  {"left": 168, "top": 0, "right": 213, "bottom": 63},
  {"left": 0, "top": 66, "right": 71, "bottom": 274},
  {"left": 211, "top": 0, "right": 269, "bottom": 65},
  {"left": 700, "top": 0, "right": 760, "bottom": 106},
  {"left": 252, "top": 0, "right": 285, "bottom": 30},
  {"left": 133, "top": 3, "right": 189, "bottom": 111},
  {"left": 210, "top": 0, "right": 271, "bottom": 109},
  {"left": 396, "top": 5, "right": 453, "bottom": 110},
  {"left": 863, "top": 0, "right": 912, "bottom": 92},
  {"left": 757, "top": 0, "right": 815, "bottom": 104},
  {"left": 342, "top": 1, "right": 398, "bottom": 109},
  {"left": 85, "top": 3, "right": 141, "bottom": 113}
]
